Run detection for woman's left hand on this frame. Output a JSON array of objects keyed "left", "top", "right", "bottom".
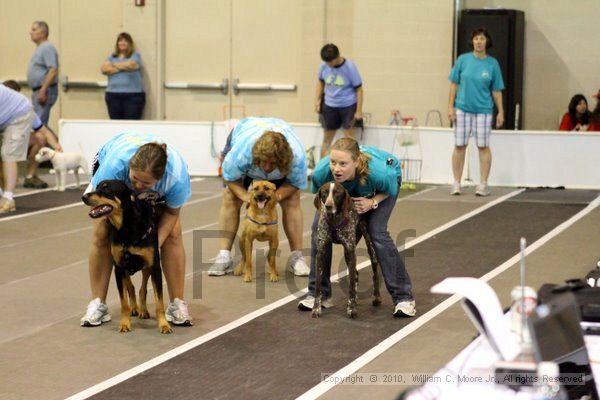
[{"left": 352, "top": 197, "right": 374, "bottom": 214}]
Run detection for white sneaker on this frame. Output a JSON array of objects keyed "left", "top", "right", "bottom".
[
  {"left": 288, "top": 251, "right": 310, "bottom": 276},
  {"left": 208, "top": 251, "right": 233, "bottom": 276},
  {"left": 80, "top": 298, "right": 111, "bottom": 327},
  {"left": 450, "top": 182, "right": 461, "bottom": 195},
  {"left": 298, "top": 295, "right": 334, "bottom": 311},
  {"left": 165, "top": 298, "right": 193, "bottom": 326},
  {"left": 393, "top": 300, "right": 416, "bottom": 317},
  {"left": 475, "top": 184, "right": 490, "bottom": 197}
]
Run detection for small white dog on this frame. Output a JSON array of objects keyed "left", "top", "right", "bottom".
[{"left": 34, "top": 147, "right": 89, "bottom": 191}]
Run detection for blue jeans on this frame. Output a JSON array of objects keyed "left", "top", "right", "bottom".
[
  {"left": 307, "top": 180, "right": 413, "bottom": 304},
  {"left": 32, "top": 85, "right": 58, "bottom": 126}
]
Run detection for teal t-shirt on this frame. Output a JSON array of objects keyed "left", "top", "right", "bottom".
[
  {"left": 449, "top": 53, "right": 504, "bottom": 114},
  {"left": 311, "top": 146, "right": 402, "bottom": 198}
]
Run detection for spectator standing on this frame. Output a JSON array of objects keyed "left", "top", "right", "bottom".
[
  {"left": 314, "top": 44, "right": 363, "bottom": 158},
  {"left": 101, "top": 33, "right": 145, "bottom": 120},
  {"left": 27, "top": 21, "right": 59, "bottom": 128},
  {"left": 448, "top": 28, "right": 504, "bottom": 197}
]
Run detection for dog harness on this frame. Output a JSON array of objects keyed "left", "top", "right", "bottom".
[{"left": 245, "top": 215, "right": 278, "bottom": 226}]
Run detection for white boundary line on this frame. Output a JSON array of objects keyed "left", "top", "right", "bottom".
[
  {"left": 297, "top": 193, "right": 600, "bottom": 400},
  {"left": 64, "top": 188, "right": 523, "bottom": 400},
  {"left": 0, "top": 178, "right": 205, "bottom": 223}
]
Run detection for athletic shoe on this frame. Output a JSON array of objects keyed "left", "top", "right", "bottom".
[
  {"left": 298, "top": 295, "right": 334, "bottom": 311},
  {"left": 165, "top": 298, "right": 193, "bottom": 326},
  {"left": 393, "top": 300, "right": 416, "bottom": 317},
  {"left": 0, "top": 198, "right": 16, "bottom": 214},
  {"left": 80, "top": 298, "right": 111, "bottom": 327},
  {"left": 288, "top": 251, "right": 310, "bottom": 276},
  {"left": 450, "top": 182, "right": 461, "bottom": 195},
  {"left": 475, "top": 184, "right": 490, "bottom": 197},
  {"left": 207, "top": 252, "right": 234, "bottom": 276},
  {"left": 23, "top": 176, "right": 48, "bottom": 189}
]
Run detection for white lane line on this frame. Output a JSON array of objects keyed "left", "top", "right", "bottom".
[
  {"left": 0, "top": 178, "right": 206, "bottom": 223},
  {"left": 64, "top": 188, "right": 523, "bottom": 400},
  {"left": 297, "top": 192, "right": 600, "bottom": 400}
]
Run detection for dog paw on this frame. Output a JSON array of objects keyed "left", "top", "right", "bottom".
[
  {"left": 119, "top": 322, "right": 131, "bottom": 332},
  {"left": 346, "top": 307, "right": 358, "bottom": 319},
  {"left": 269, "top": 273, "right": 279, "bottom": 282},
  {"left": 243, "top": 274, "right": 253, "bottom": 282},
  {"left": 138, "top": 310, "right": 150, "bottom": 319},
  {"left": 159, "top": 323, "right": 173, "bottom": 334},
  {"left": 311, "top": 308, "right": 322, "bottom": 318},
  {"left": 372, "top": 297, "right": 382, "bottom": 307},
  {"left": 130, "top": 309, "right": 139, "bottom": 317},
  {"left": 233, "top": 264, "right": 244, "bottom": 276}
]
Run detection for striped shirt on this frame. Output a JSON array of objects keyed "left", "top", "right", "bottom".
[
  {"left": 222, "top": 117, "right": 308, "bottom": 189},
  {"left": 91, "top": 132, "right": 191, "bottom": 208}
]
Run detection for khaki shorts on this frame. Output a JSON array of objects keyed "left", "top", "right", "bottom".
[{"left": 1, "top": 110, "right": 35, "bottom": 162}]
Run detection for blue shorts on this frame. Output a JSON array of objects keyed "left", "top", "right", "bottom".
[{"left": 322, "top": 103, "right": 357, "bottom": 130}]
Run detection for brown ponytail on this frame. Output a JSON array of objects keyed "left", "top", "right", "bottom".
[{"left": 129, "top": 142, "right": 168, "bottom": 180}]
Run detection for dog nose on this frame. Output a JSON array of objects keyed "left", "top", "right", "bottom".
[{"left": 82, "top": 193, "right": 90, "bottom": 204}]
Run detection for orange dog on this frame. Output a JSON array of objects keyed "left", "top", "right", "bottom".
[{"left": 234, "top": 180, "right": 279, "bottom": 282}]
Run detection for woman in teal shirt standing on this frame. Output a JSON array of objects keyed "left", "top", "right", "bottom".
[
  {"left": 448, "top": 27, "right": 504, "bottom": 197},
  {"left": 298, "top": 137, "right": 415, "bottom": 318}
]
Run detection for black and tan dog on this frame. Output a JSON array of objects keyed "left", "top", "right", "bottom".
[
  {"left": 313, "top": 182, "right": 382, "bottom": 318},
  {"left": 234, "top": 180, "right": 279, "bottom": 283},
  {"left": 82, "top": 180, "right": 172, "bottom": 334}
]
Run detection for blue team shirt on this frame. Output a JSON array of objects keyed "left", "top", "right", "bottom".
[
  {"left": 91, "top": 132, "right": 191, "bottom": 208},
  {"left": 449, "top": 53, "right": 504, "bottom": 114},
  {"left": 222, "top": 117, "right": 308, "bottom": 189},
  {"left": 311, "top": 146, "right": 402, "bottom": 198},
  {"left": 319, "top": 59, "right": 362, "bottom": 108},
  {"left": 106, "top": 52, "right": 144, "bottom": 93},
  {"left": 0, "top": 85, "right": 42, "bottom": 130}
]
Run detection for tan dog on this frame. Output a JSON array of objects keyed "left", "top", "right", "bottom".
[{"left": 234, "top": 180, "right": 279, "bottom": 282}]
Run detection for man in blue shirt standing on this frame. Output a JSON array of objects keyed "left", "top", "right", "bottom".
[
  {"left": 314, "top": 44, "right": 364, "bottom": 158},
  {"left": 27, "top": 20, "right": 59, "bottom": 189},
  {"left": 0, "top": 84, "right": 58, "bottom": 213},
  {"left": 28, "top": 21, "right": 59, "bottom": 126}
]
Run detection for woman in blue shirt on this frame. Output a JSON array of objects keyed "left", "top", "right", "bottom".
[
  {"left": 298, "top": 137, "right": 415, "bottom": 317},
  {"left": 80, "top": 133, "right": 193, "bottom": 328},
  {"left": 448, "top": 28, "right": 504, "bottom": 197},
  {"left": 101, "top": 32, "right": 145, "bottom": 120}
]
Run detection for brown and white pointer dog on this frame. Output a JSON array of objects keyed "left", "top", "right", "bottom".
[
  {"left": 234, "top": 180, "right": 279, "bottom": 282},
  {"left": 313, "top": 182, "right": 382, "bottom": 318}
]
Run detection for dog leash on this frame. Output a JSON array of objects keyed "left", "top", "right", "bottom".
[{"left": 245, "top": 215, "right": 278, "bottom": 226}]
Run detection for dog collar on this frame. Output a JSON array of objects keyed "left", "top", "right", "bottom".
[
  {"left": 245, "top": 215, "right": 278, "bottom": 226},
  {"left": 324, "top": 213, "right": 350, "bottom": 230}
]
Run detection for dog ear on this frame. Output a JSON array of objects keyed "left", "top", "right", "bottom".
[
  {"left": 343, "top": 191, "right": 353, "bottom": 220},
  {"left": 313, "top": 191, "right": 321, "bottom": 210}
]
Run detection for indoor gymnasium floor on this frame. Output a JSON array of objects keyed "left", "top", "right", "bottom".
[{"left": 2, "top": 174, "right": 599, "bottom": 400}]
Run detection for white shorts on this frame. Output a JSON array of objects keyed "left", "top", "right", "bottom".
[
  {"left": 454, "top": 109, "right": 492, "bottom": 148},
  {"left": 1, "top": 110, "right": 35, "bottom": 162}
]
